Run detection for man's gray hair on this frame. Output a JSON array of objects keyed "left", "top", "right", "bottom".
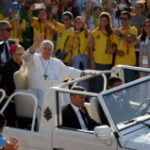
[
  {"left": 41, "top": 40, "right": 54, "bottom": 49},
  {"left": 0, "top": 21, "right": 10, "bottom": 29}
]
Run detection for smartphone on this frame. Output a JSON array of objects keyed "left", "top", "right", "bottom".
[{"left": 35, "top": 3, "right": 44, "bottom": 9}]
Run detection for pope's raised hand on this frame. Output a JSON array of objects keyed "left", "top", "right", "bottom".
[
  {"left": 33, "top": 34, "right": 42, "bottom": 46},
  {"left": 29, "top": 34, "right": 42, "bottom": 54}
]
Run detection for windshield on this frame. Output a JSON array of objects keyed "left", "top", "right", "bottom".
[{"left": 103, "top": 79, "right": 150, "bottom": 129}]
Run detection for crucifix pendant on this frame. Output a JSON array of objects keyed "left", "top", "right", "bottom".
[{"left": 43, "top": 74, "right": 48, "bottom": 80}]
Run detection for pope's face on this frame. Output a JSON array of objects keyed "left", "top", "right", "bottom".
[{"left": 40, "top": 43, "right": 53, "bottom": 60}]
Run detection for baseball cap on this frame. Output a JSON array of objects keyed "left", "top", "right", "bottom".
[{"left": 11, "top": 2, "right": 21, "bottom": 11}]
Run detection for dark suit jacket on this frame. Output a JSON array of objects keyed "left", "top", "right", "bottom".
[
  {"left": 0, "top": 39, "right": 15, "bottom": 65},
  {"left": 0, "top": 59, "right": 21, "bottom": 96},
  {"left": 62, "top": 104, "right": 99, "bottom": 130},
  {"left": 0, "top": 39, "right": 15, "bottom": 77}
]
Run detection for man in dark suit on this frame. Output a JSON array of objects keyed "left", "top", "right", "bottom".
[
  {"left": 0, "top": 21, "right": 15, "bottom": 76},
  {"left": 62, "top": 86, "right": 99, "bottom": 130}
]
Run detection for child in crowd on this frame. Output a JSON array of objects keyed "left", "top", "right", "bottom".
[
  {"left": 72, "top": 16, "right": 90, "bottom": 90},
  {"left": 0, "top": 113, "right": 6, "bottom": 149},
  {"left": 0, "top": 113, "right": 18, "bottom": 150}
]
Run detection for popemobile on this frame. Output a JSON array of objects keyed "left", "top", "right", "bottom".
[{"left": 1, "top": 65, "right": 150, "bottom": 150}]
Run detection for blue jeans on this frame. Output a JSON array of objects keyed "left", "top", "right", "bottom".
[{"left": 72, "top": 55, "right": 90, "bottom": 90}]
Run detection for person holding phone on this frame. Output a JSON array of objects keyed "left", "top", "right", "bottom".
[
  {"left": 28, "top": 3, "right": 55, "bottom": 46},
  {"left": 6, "top": 1, "right": 26, "bottom": 44}
]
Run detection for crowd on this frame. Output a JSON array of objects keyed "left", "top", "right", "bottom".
[{"left": 0, "top": 0, "right": 150, "bottom": 94}]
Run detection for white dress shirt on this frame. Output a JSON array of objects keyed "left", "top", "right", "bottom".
[{"left": 71, "top": 104, "right": 87, "bottom": 130}]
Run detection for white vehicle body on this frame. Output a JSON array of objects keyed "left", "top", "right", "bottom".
[{"left": 1, "top": 65, "right": 150, "bottom": 150}]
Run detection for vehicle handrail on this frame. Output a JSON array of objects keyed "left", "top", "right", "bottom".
[
  {"left": 0, "top": 89, "right": 6, "bottom": 104},
  {"left": 113, "top": 65, "right": 150, "bottom": 72},
  {"left": 59, "top": 70, "right": 113, "bottom": 89},
  {"left": 52, "top": 87, "right": 98, "bottom": 97},
  {"left": 101, "top": 73, "right": 107, "bottom": 91},
  {"left": 0, "top": 91, "right": 38, "bottom": 131}
]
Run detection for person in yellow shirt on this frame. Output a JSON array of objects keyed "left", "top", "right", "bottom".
[
  {"left": 0, "top": 5, "right": 5, "bottom": 21},
  {"left": 72, "top": 16, "right": 90, "bottom": 90},
  {"left": 28, "top": 3, "right": 55, "bottom": 45},
  {"left": 53, "top": 11, "right": 74, "bottom": 65},
  {"left": 114, "top": 11, "right": 138, "bottom": 83},
  {"left": 5, "top": 2, "right": 26, "bottom": 43},
  {"left": 91, "top": 12, "right": 117, "bottom": 92},
  {"left": 0, "top": 10, "right": 5, "bottom": 21}
]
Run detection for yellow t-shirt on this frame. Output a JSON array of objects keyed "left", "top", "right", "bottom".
[
  {"left": 92, "top": 28, "right": 117, "bottom": 64},
  {"left": 115, "top": 26, "right": 138, "bottom": 66},
  {"left": 5, "top": 17, "right": 26, "bottom": 43},
  {"left": 55, "top": 23, "right": 74, "bottom": 64},
  {"left": 0, "top": 13, "right": 4, "bottom": 20},
  {"left": 31, "top": 17, "right": 55, "bottom": 41},
  {"left": 72, "top": 30, "right": 90, "bottom": 57}
]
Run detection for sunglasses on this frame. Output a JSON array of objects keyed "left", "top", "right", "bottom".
[
  {"left": 120, "top": 17, "right": 128, "bottom": 21},
  {"left": 0, "top": 28, "right": 12, "bottom": 32}
]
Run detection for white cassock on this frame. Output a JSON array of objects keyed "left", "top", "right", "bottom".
[
  {"left": 23, "top": 49, "right": 82, "bottom": 125},
  {"left": 23, "top": 49, "right": 81, "bottom": 89}
]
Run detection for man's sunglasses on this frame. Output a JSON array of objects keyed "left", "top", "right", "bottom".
[
  {"left": 120, "top": 17, "right": 128, "bottom": 21},
  {"left": 0, "top": 28, "right": 12, "bottom": 32}
]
